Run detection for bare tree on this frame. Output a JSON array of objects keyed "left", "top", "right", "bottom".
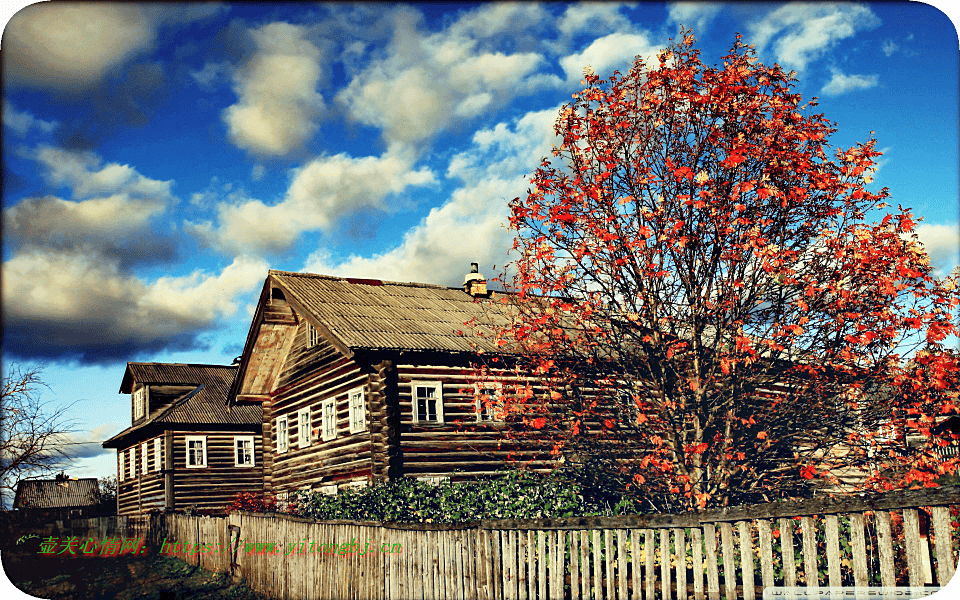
[{"left": 1, "top": 366, "right": 76, "bottom": 507}]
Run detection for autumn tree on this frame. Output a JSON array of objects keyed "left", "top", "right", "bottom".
[
  {"left": 0, "top": 366, "right": 76, "bottom": 507},
  {"left": 497, "top": 31, "right": 960, "bottom": 511}
]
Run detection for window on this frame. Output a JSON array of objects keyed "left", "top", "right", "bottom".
[
  {"left": 133, "top": 386, "right": 145, "bottom": 419},
  {"left": 153, "top": 438, "right": 162, "bottom": 471},
  {"left": 321, "top": 399, "right": 337, "bottom": 441},
  {"left": 298, "top": 408, "right": 311, "bottom": 448},
  {"left": 276, "top": 415, "right": 288, "bottom": 454},
  {"left": 141, "top": 442, "right": 148, "bottom": 475},
  {"left": 128, "top": 449, "right": 135, "bottom": 478},
  {"left": 186, "top": 436, "right": 207, "bottom": 468},
  {"left": 413, "top": 382, "right": 444, "bottom": 424},
  {"left": 235, "top": 436, "right": 255, "bottom": 467},
  {"left": 475, "top": 383, "right": 503, "bottom": 422},
  {"left": 308, "top": 323, "right": 321, "bottom": 347},
  {"left": 419, "top": 475, "right": 449, "bottom": 486},
  {"left": 119, "top": 452, "right": 125, "bottom": 482},
  {"left": 318, "top": 484, "right": 338, "bottom": 496},
  {"left": 349, "top": 387, "right": 366, "bottom": 433}
]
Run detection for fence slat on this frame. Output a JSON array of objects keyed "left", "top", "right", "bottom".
[
  {"left": 606, "top": 529, "right": 617, "bottom": 600},
  {"left": 661, "top": 528, "right": 672, "bottom": 600},
  {"left": 582, "top": 531, "right": 592, "bottom": 600},
  {"left": 738, "top": 521, "right": 755, "bottom": 600},
  {"left": 849, "top": 513, "right": 869, "bottom": 588},
  {"left": 800, "top": 516, "right": 818, "bottom": 588},
  {"left": 631, "top": 529, "right": 643, "bottom": 600},
  {"left": 594, "top": 530, "right": 603, "bottom": 600},
  {"left": 703, "top": 524, "right": 720, "bottom": 600},
  {"left": 931, "top": 506, "right": 956, "bottom": 587},
  {"left": 570, "top": 529, "right": 581, "bottom": 600},
  {"left": 645, "top": 529, "right": 656, "bottom": 600},
  {"left": 537, "top": 530, "right": 546, "bottom": 600},
  {"left": 778, "top": 518, "right": 796, "bottom": 588},
  {"left": 756, "top": 520, "right": 774, "bottom": 591},
  {"left": 619, "top": 529, "right": 629, "bottom": 600},
  {"left": 719, "top": 523, "right": 736, "bottom": 600},
  {"left": 903, "top": 509, "right": 924, "bottom": 588},
  {"left": 875, "top": 511, "right": 896, "bottom": 588},
  {"left": 552, "top": 530, "right": 565, "bottom": 600},
  {"left": 691, "top": 527, "right": 704, "bottom": 600},
  {"left": 824, "top": 514, "right": 841, "bottom": 588}
]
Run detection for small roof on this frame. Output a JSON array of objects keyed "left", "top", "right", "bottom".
[
  {"left": 269, "top": 270, "right": 514, "bottom": 354},
  {"left": 119, "top": 362, "right": 238, "bottom": 393},
  {"left": 14, "top": 478, "right": 99, "bottom": 509},
  {"left": 104, "top": 364, "right": 260, "bottom": 447}
]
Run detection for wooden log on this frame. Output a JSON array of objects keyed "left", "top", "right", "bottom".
[
  {"left": 738, "top": 521, "right": 755, "bottom": 600},
  {"left": 691, "top": 527, "right": 704, "bottom": 600},
  {"left": 645, "top": 529, "right": 656, "bottom": 600},
  {"left": 931, "top": 506, "right": 956, "bottom": 587},
  {"left": 703, "top": 524, "right": 720, "bottom": 600},
  {"left": 875, "top": 511, "right": 896, "bottom": 588},
  {"left": 824, "top": 515, "right": 842, "bottom": 589},
  {"left": 757, "top": 519, "right": 774, "bottom": 592},
  {"left": 800, "top": 516, "right": 817, "bottom": 588},
  {"left": 718, "top": 523, "right": 736, "bottom": 600},
  {"left": 779, "top": 518, "right": 797, "bottom": 588},
  {"left": 903, "top": 509, "right": 923, "bottom": 588},
  {"left": 619, "top": 529, "right": 629, "bottom": 600},
  {"left": 675, "top": 528, "right": 687, "bottom": 600},
  {"left": 632, "top": 529, "right": 644, "bottom": 600}
]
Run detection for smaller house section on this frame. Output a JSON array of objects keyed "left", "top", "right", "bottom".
[
  {"left": 13, "top": 476, "right": 100, "bottom": 521},
  {"left": 102, "top": 363, "right": 263, "bottom": 516}
]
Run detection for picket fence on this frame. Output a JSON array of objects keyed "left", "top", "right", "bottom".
[{"left": 55, "top": 486, "right": 959, "bottom": 599}]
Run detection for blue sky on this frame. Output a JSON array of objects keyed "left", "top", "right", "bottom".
[{"left": 1, "top": 2, "right": 958, "bottom": 485}]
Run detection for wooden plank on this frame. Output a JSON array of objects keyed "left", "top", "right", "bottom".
[
  {"left": 703, "top": 524, "right": 720, "bottom": 600},
  {"left": 691, "top": 527, "right": 704, "bottom": 600},
  {"left": 779, "top": 518, "right": 797, "bottom": 588},
  {"left": 570, "top": 530, "right": 581, "bottom": 600},
  {"left": 931, "top": 506, "right": 956, "bottom": 587},
  {"left": 552, "top": 530, "right": 564, "bottom": 600},
  {"left": 518, "top": 529, "right": 528, "bottom": 600},
  {"left": 631, "top": 529, "right": 643, "bottom": 600},
  {"left": 800, "top": 516, "right": 817, "bottom": 588},
  {"left": 738, "top": 521, "right": 755, "bottom": 600},
  {"left": 848, "top": 513, "right": 869, "bottom": 588},
  {"left": 607, "top": 529, "right": 617, "bottom": 600},
  {"left": 538, "top": 530, "right": 547, "bottom": 600},
  {"left": 619, "top": 530, "right": 629, "bottom": 600},
  {"left": 875, "top": 511, "right": 896, "bottom": 588},
  {"left": 661, "top": 529, "right": 672, "bottom": 600},
  {"left": 675, "top": 528, "right": 687, "bottom": 600},
  {"left": 718, "top": 523, "right": 735, "bottom": 600},
  {"left": 645, "top": 529, "right": 656, "bottom": 600},
  {"left": 824, "top": 515, "right": 841, "bottom": 589},
  {"left": 756, "top": 520, "right": 774, "bottom": 592},
  {"left": 594, "top": 530, "right": 603, "bottom": 600},
  {"left": 903, "top": 509, "right": 924, "bottom": 588},
  {"left": 582, "top": 531, "right": 592, "bottom": 600}
]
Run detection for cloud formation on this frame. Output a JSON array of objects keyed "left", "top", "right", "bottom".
[
  {"left": 3, "top": 102, "right": 58, "bottom": 136},
  {"left": 821, "top": 69, "right": 879, "bottom": 96}
]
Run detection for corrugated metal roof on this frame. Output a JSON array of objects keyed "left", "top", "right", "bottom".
[
  {"left": 271, "top": 271, "right": 516, "bottom": 354},
  {"left": 14, "top": 478, "right": 99, "bottom": 509},
  {"left": 105, "top": 364, "right": 260, "bottom": 447}
]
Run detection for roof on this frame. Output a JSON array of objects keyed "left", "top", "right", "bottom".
[
  {"left": 269, "top": 270, "right": 514, "bottom": 354},
  {"left": 14, "top": 478, "right": 99, "bottom": 509},
  {"left": 104, "top": 364, "right": 260, "bottom": 447}
]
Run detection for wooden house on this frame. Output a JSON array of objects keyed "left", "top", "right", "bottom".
[
  {"left": 13, "top": 476, "right": 100, "bottom": 520},
  {"left": 102, "top": 363, "right": 264, "bottom": 516},
  {"left": 227, "top": 268, "right": 554, "bottom": 499}
]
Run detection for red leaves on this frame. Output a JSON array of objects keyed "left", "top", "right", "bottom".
[{"left": 799, "top": 465, "right": 817, "bottom": 480}]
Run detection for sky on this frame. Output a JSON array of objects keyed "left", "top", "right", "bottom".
[{"left": 1, "top": 2, "right": 958, "bottom": 489}]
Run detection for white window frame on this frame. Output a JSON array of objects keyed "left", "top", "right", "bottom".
[
  {"left": 141, "top": 442, "right": 148, "bottom": 475},
  {"left": 298, "top": 408, "right": 311, "bottom": 448},
  {"left": 412, "top": 381, "right": 444, "bottom": 424},
  {"left": 474, "top": 382, "right": 504, "bottom": 422},
  {"left": 128, "top": 448, "right": 135, "bottom": 478},
  {"left": 308, "top": 323, "right": 321, "bottom": 347},
  {"left": 133, "top": 386, "right": 145, "bottom": 420},
  {"left": 153, "top": 438, "right": 162, "bottom": 471},
  {"left": 321, "top": 399, "right": 337, "bottom": 441},
  {"left": 185, "top": 436, "right": 207, "bottom": 468},
  {"left": 419, "top": 475, "right": 449, "bottom": 486},
  {"left": 235, "top": 435, "right": 255, "bottom": 467},
  {"left": 276, "top": 415, "right": 289, "bottom": 454},
  {"left": 318, "top": 484, "right": 338, "bottom": 496},
  {"left": 119, "top": 451, "right": 125, "bottom": 482},
  {"left": 349, "top": 387, "right": 366, "bottom": 433}
]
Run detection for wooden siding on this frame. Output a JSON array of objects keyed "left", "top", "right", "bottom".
[
  {"left": 118, "top": 431, "right": 263, "bottom": 516},
  {"left": 147, "top": 384, "right": 199, "bottom": 419},
  {"left": 267, "top": 321, "right": 375, "bottom": 495}
]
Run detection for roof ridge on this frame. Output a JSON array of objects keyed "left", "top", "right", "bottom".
[
  {"left": 127, "top": 362, "right": 236, "bottom": 369},
  {"left": 271, "top": 269, "right": 451, "bottom": 290}
]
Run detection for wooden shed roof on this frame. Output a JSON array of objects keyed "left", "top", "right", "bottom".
[
  {"left": 270, "top": 271, "right": 514, "bottom": 354},
  {"left": 14, "top": 478, "right": 99, "bottom": 509},
  {"left": 104, "top": 364, "right": 260, "bottom": 447}
]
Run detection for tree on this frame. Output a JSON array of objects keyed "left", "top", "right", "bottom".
[
  {"left": 1, "top": 366, "right": 76, "bottom": 507},
  {"left": 497, "top": 31, "right": 960, "bottom": 511}
]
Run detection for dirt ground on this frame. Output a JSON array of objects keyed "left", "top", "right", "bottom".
[{"left": 1, "top": 543, "right": 270, "bottom": 600}]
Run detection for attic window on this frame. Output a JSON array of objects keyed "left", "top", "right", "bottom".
[
  {"left": 133, "top": 387, "right": 145, "bottom": 420},
  {"left": 271, "top": 288, "right": 286, "bottom": 303},
  {"left": 308, "top": 323, "right": 321, "bottom": 347}
]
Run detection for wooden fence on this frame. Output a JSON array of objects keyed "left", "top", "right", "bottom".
[{"left": 55, "top": 487, "right": 959, "bottom": 599}]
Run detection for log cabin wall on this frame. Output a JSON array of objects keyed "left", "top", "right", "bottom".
[
  {"left": 266, "top": 320, "right": 375, "bottom": 497},
  {"left": 169, "top": 430, "right": 263, "bottom": 514},
  {"left": 116, "top": 433, "right": 165, "bottom": 517}
]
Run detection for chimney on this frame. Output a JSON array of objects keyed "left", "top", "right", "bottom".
[{"left": 464, "top": 262, "right": 487, "bottom": 297}]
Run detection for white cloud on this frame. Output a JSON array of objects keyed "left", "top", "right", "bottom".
[
  {"left": 821, "top": 70, "right": 879, "bottom": 96},
  {"left": 559, "top": 32, "right": 660, "bottom": 81},
  {"left": 881, "top": 40, "right": 899, "bottom": 57},
  {"left": 748, "top": 3, "right": 881, "bottom": 72},
  {"left": 222, "top": 22, "right": 327, "bottom": 156},
  {"left": 556, "top": 3, "right": 634, "bottom": 39},
  {"left": 2, "top": 3, "right": 224, "bottom": 91},
  {"left": 914, "top": 223, "right": 959, "bottom": 274},
  {"left": 3, "top": 101, "right": 57, "bottom": 136},
  {"left": 336, "top": 4, "right": 548, "bottom": 146},
  {"left": 666, "top": 2, "right": 724, "bottom": 32},
  {"left": 29, "top": 145, "right": 174, "bottom": 201},
  {"left": 1, "top": 251, "right": 267, "bottom": 362},
  {"left": 189, "top": 147, "right": 436, "bottom": 254}
]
